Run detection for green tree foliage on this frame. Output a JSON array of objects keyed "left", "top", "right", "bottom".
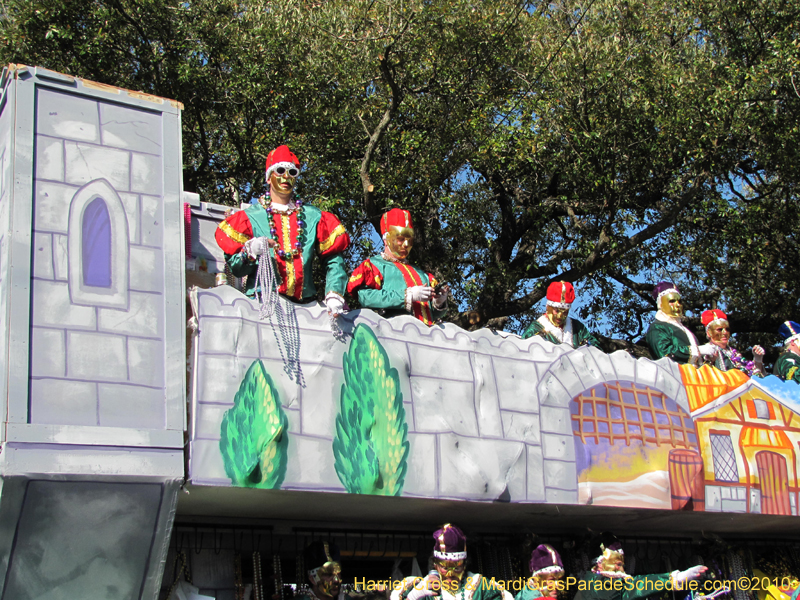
[
  {"left": 219, "top": 359, "right": 288, "bottom": 488},
  {"left": 333, "top": 324, "right": 409, "bottom": 495},
  {"left": 2, "top": 0, "right": 798, "bottom": 345}
]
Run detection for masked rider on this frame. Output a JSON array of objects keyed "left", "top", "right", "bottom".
[
  {"left": 348, "top": 208, "right": 448, "bottom": 326},
  {"left": 698, "top": 309, "right": 765, "bottom": 376},
  {"left": 215, "top": 145, "right": 350, "bottom": 316},
  {"left": 516, "top": 544, "right": 565, "bottom": 600},
  {"left": 391, "top": 524, "right": 512, "bottom": 600},
  {"left": 645, "top": 282, "right": 713, "bottom": 365},
  {"left": 523, "top": 281, "right": 599, "bottom": 348},
  {"left": 774, "top": 321, "right": 800, "bottom": 383},
  {"left": 296, "top": 541, "right": 347, "bottom": 600},
  {"left": 573, "top": 534, "right": 707, "bottom": 600}
]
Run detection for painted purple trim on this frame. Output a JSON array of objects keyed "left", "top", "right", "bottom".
[
  {"left": 434, "top": 433, "right": 441, "bottom": 497},
  {"left": 542, "top": 456, "right": 577, "bottom": 464},
  {"left": 280, "top": 485, "right": 347, "bottom": 493},
  {"left": 4, "top": 442, "right": 181, "bottom": 454},
  {"left": 48, "top": 134, "right": 164, "bottom": 158},
  {"left": 32, "top": 323, "right": 163, "bottom": 343},
  {"left": 407, "top": 373, "right": 474, "bottom": 384},
  {"left": 34, "top": 176, "right": 74, "bottom": 187},
  {"left": 499, "top": 408, "right": 541, "bottom": 415},
  {"left": 30, "top": 376, "right": 164, "bottom": 390}
]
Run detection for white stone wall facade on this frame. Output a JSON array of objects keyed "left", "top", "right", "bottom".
[
  {"left": 29, "top": 87, "right": 167, "bottom": 429},
  {"left": 190, "top": 286, "right": 686, "bottom": 505}
]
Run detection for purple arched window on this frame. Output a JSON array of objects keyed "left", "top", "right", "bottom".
[{"left": 81, "top": 197, "right": 112, "bottom": 288}]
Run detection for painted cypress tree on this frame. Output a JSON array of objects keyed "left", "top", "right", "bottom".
[
  {"left": 333, "top": 324, "right": 409, "bottom": 495},
  {"left": 220, "top": 359, "right": 288, "bottom": 489}
]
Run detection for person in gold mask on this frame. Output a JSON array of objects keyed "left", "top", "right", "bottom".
[
  {"left": 573, "top": 534, "right": 707, "bottom": 600},
  {"left": 698, "top": 309, "right": 765, "bottom": 376},
  {"left": 347, "top": 208, "right": 449, "bottom": 326},
  {"left": 516, "top": 544, "right": 565, "bottom": 600},
  {"left": 645, "top": 282, "right": 715, "bottom": 365},
  {"left": 297, "top": 541, "right": 347, "bottom": 600},
  {"left": 523, "top": 281, "right": 599, "bottom": 348},
  {"left": 390, "top": 524, "right": 512, "bottom": 600}
]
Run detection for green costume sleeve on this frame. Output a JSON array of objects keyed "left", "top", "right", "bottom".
[
  {"left": 225, "top": 251, "right": 257, "bottom": 278},
  {"left": 515, "top": 585, "right": 544, "bottom": 600},
  {"left": 522, "top": 321, "right": 542, "bottom": 340},
  {"left": 620, "top": 573, "right": 672, "bottom": 600},
  {"left": 468, "top": 574, "right": 510, "bottom": 600},
  {"left": 322, "top": 251, "right": 348, "bottom": 297},
  {"left": 573, "top": 572, "right": 672, "bottom": 600},
  {"left": 646, "top": 322, "right": 692, "bottom": 363},
  {"left": 357, "top": 286, "right": 406, "bottom": 310},
  {"left": 774, "top": 353, "right": 800, "bottom": 383},
  {"left": 573, "top": 319, "right": 600, "bottom": 348}
]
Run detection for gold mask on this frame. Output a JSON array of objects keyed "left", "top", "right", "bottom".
[
  {"left": 435, "top": 558, "right": 466, "bottom": 586},
  {"left": 659, "top": 292, "right": 683, "bottom": 318},
  {"left": 269, "top": 171, "right": 296, "bottom": 196},
  {"left": 546, "top": 304, "right": 570, "bottom": 328},
  {"left": 707, "top": 320, "right": 730, "bottom": 348},
  {"left": 313, "top": 562, "right": 342, "bottom": 597},
  {"left": 385, "top": 225, "right": 414, "bottom": 260}
]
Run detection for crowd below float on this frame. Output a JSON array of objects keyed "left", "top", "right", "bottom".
[
  {"left": 201, "top": 524, "right": 799, "bottom": 600},
  {"left": 214, "top": 144, "right": 800, "bottom": 384}
]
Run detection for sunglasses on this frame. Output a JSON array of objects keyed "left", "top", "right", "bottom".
[{"left": 274, "top": 166, "right": 299, "bottom": 178}]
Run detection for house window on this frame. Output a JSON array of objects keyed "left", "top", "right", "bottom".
[
  {"left": 746, "top": 398, "right": 775, "bottom": 420},
  {"left": 753, "top": 399, "right": 770, "bottom": 420},
  {"left": 68, "top": 178, "right": 129, "bottom": 308},
  {"left": 709, "top": 432, "right": 739, "bottom": 482},
  {"left": 81, "top": 197, "right": 112, "bottom": 288}
]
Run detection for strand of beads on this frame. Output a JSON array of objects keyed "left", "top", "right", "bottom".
[
  {"left": 253, "top": 551, "right": 264, "bottom": 600},
  {"left": 273, "top": 555, "right": 284, "bottom": 600},
  {"left": 267, "top": 199, "right": 306, "bottom": 259}
]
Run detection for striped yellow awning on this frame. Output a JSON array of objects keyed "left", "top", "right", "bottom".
[
  {"left": 740, "top": 426, "right": 793, "bottom": 450},
  {"left": 680, "top": 364, "right": 749, "bottom": 412}
]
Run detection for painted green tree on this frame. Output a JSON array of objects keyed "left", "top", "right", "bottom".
[
  {"left": 219, "top": 359, "right": 288, "bottom": 489},
  {"left": 333, "top": 324, "right": 410, "bottom": 495}
]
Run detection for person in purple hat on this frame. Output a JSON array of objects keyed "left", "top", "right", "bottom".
[
  {"left": 645, "top": 282, "right": 713, "bottom": 365},
  {"left": 573, "top": 534, "right": 706, "bottom": 600},
  {"left": 774, "top": 321, "right": 800, "bottom": 383},
  {"left": 390, "top": 524, "right": 513, "bottom": 600},
  {"left": 516, "top": 544, "right": 564, "bottom": 600}
]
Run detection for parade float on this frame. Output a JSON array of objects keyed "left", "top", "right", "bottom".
[{"left": 0, "top": 65, "right": 798, "bottom": 599}]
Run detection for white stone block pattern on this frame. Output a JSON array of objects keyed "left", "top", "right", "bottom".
[
  {"left": 65, "top": 141, "right": 130, "bottom": 190},
  {"left": 30, "top": 379, "right": 98, "bottom": 426},
  {"left": 37, "top": 89, "right": 100, "bottom": 143},
  {"left": 98, "top": 383, "right": 165, "bottom": 429},
  {"left": 68, "top": 331, "right": 127, "bottom": 381},
  {"left": 100, "top": 103, "right": 162, "bottom": 154},
  {"left": 189, "top": 287, "right": 704, "bottom": 509}
]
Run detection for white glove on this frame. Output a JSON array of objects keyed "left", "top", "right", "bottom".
[
  {"left": 325, "top": 294, "right": 346, "bottom": 316},
  {"left": 698, "top": 343, "right": 719, "bottom": 358},
  {"left": 244, "top": 236, "right": 271, "bottom": 259},
  {"left": 407, "top": 286, "right": 433, "bottom": 303},
  {"left": 672, "top": 565, "right": 707, "bottom": 588},
  {"left": 406, "top": 575, "right": 440, "bottom": 600},
  {"left": 753, "top": 345, "right": 765, "bottom": 363}
]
